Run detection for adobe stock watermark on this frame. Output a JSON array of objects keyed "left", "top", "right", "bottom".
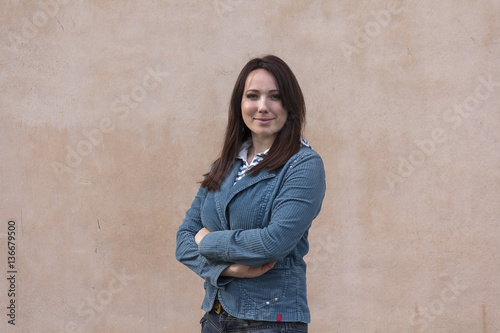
[
  {"left": 7, "top": 0, "right": 70, "bottom": 51},
  {"left": 214, "top": 0, "right": 243, "bottom": 19},
  {"left": 408, "top": 274, "right": 468, "bottom": 332},
  {"left": 59, "top": 267, "right": 136, "bottom": 333},
  {"left": 307, "top": 234, "right": 338, "bottom": 274},
  {"left": 385, "top": 74, "right": 500, "bottom": 191},
  {"left": 51, "top": 65, "right": 169, "bottom": 180},
  {"left": 340, "top": 0, "right": 410, "bottom": 63}
]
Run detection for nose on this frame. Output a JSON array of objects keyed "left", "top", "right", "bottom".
[{"left": 257, "top": 96, "right": 269, "bottom": 112}]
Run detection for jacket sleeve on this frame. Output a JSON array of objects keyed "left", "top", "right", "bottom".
[
  {"left": 198, "top": 152, "right": 326, "bottom": 266},
  {"left": 175, "top": 185, "right": 233, "bottom": 287}
]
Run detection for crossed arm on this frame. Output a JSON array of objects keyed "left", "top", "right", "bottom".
[
  {"left": 175, "top": 186, "right": 277, "bottom": 286},
  {"left": 194, "top": 227, "right": 276, "bottom": 278},
  {"left": 176, "top": 153, "right": 325, "bottom": 285}
]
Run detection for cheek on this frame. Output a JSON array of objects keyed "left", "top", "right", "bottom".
[
  {"left": 279, "top": 117, "right": 287, "bottom": 129},
  {"left": 241, "top": 101, "right": 254, "bottom": 114},
  {"left": 241, "top": 108, "right": 252, "bottom": 119},
  {"left": 279, "top": 112, "right": 288, "bottom": 128},
  {"left": 279, "top": 109, "right": 288, "bottom": 121}
]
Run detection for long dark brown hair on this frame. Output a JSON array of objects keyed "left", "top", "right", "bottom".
[{"left": 201, "top": 55, "right": 306, "bottom": 191}]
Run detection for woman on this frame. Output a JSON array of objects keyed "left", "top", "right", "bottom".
[{"left": 176, "top": 55, "right": 326, "bottom": 332}]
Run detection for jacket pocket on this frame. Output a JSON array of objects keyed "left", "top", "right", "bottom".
[{"left": 237, "top": 261, "right": 291, "bottom": 309}]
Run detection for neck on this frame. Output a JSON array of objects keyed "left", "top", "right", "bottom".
[{"left": 250, "top": 135, "right": 275, "bottom": 155}]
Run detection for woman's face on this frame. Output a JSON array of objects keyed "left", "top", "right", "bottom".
[{"left": 241, "top": 69, "right": 288, "bottom": 145}]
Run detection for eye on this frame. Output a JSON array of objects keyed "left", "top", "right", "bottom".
[
  {"left": 246, "top": 93, "right": 258, "bottom": 99},
  {"left": 270, "top": 94, "right": 281, "bottom": 100}
]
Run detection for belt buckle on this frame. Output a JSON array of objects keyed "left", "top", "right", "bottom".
[{"left": 214, "top": 300, "right": 223, "bottom": 314}]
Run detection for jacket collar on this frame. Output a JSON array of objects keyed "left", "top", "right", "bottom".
[{"left": 214, "top": 160, "right": 277, "bottom": 229}]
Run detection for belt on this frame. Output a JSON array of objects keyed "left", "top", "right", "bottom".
[{"left": 212, "top": 300, "right": 224, "bottom": 314}]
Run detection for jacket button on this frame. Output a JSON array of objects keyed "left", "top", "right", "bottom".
[{"left": 266, "top": 301, "right": 270, "bottom": 305}]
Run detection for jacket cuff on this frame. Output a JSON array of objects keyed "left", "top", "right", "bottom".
[
  {"left": 214, "top": 266, "right": 234, "bottom": 287},
  {"left": 198, "top": 256, "right": 233, "bottom": 287}
]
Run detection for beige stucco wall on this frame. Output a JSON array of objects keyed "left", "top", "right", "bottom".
[{"left": 1, "top": 0, "right": 499, "bottom": 332}]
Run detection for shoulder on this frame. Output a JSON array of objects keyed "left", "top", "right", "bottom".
[
  {"left": 293, "top": 144, "right": 323, "bottom": 162},
  {"left": 284, "top": 145, "right": 324, "bottom": 172},
  {"left": 277, "top": 145, "right": 326, "bottom": 195}
]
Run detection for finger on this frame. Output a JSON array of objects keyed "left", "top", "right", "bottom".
[
  {"left": 261, "top": 263, "right": 275, "bottom": 273},
  {"left": 264, "top": 262, "right": 276, "bottom": 269}
]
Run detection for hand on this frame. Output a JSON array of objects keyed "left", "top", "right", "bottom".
[
  {"left": 195, "top": 227, "right": 211, "bottom": 245},
  {"left": 220, "top": 262, "right": 276, "bottom": 278}
]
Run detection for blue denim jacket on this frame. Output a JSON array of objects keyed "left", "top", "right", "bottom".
[{"left": 175, "top": 145, "right": 326, "bottom": 323}]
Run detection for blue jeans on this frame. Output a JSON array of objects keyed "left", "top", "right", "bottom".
[{"left": 200, "top": 310, "right": 308, "bottom": 333}]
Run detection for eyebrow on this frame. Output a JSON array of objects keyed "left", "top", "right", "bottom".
[{"left": 245, "top": 89, "right": 280, "bottom": 93}]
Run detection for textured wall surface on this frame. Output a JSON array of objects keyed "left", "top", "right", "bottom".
[{"left": 1, "top": 0, "right": 499, "bottom": 332}]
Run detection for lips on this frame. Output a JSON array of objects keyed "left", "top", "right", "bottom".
[{"left": 255, "top": 118, "right": 274, "bottom": 124}]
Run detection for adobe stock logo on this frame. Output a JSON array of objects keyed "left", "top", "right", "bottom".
[
  {"left": 386, "top": 74, "right": 500, "bottom": 191},
  {"left": 340, "top": 0, "right": 409, "bottom": 63},
  {"left": 7, "top": 0, "right": 70, "bottom": 50},
  {"left": 408, "top": 274, "right": 468, "bottom": 332},
  {"left": 214, "top": 0, "right": 243, "bottom": 19},
  {"left": 51, "top": 65, "right": 169, "bottom": 179},
  {"left": 307, "top": 234, "right": 338, "bottom": 274},
  {"left": 60, "top": 267, "right": 136, "bottom": 333}
]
